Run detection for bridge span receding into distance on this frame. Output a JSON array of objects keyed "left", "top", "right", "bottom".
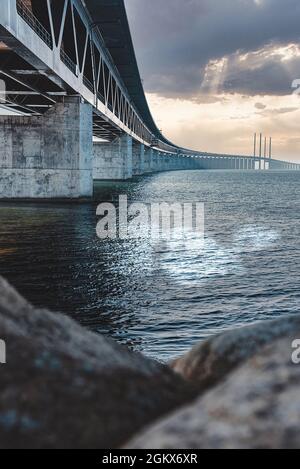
[{"left": 0, "top": 0, "right": 299, "bottom": 199}]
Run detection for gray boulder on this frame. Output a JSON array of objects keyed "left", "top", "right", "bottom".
[
  {"left": 172, "top": 315, "right": 300, "bottom": 392},
  {"left": 127, "top": 337, "right": 300, "bottom": 449},
  {"left": 0, "top": 277, "right": 194, "bottom": 449}
]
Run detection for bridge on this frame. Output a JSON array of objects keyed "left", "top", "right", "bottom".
[{"left": 0, "top": 0, "right": 299, "bottom": 199}]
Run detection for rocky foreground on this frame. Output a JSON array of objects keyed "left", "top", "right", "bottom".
[{"left": 0, "top": 277, "right": 300, "bottom": 449}]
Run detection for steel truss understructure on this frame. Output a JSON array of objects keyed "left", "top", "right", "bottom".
[{"left": 0, "top": 0, "right": 176, "bottom": 150}]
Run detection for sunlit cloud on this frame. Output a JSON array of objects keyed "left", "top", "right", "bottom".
[
  {"left": 146, "top": 92, "right": 300, "bottom": 161},
  {"left": 126, "top": 0, "right": 300, "bottom": 162}
]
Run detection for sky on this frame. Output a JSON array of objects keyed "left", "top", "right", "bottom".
[{"left": 125, "top": 0, "right": 300, "bottom": 162}]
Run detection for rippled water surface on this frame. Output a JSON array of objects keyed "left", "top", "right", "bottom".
[{"left": 0, "top": 171, "right": 299, "bottom": 361}]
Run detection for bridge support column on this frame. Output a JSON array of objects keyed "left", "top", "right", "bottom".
[
  {"left": 132, "top": 142, "right": 145, "bottom": 176},
  {"left": 93, "top": 134, "right": 133, "bottom": 180},
  {"left": 179, "top": 155, "right": 184, "bottom": 169},
  {"left": 0, "top": 97, "right": 93, "bottom": 199},
  {"left": 178, "top": 157, "right": 183, "bottom": 170},
  {"left": 144, "top": 147, "right": 153, "bottom": 173},
  {"left": 159, "top": 152, "right": 166, "bottom": 170},
  {"left": 151, "top": 150, "right": 160, "bottom": 172},
  {"left": 165, "top": 154, "right": 171, "bottom": 171}
]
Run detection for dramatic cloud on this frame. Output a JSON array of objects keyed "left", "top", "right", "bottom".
[
  {"left": 146, "top": 92, "right": 300, "bottom": 159},
  {"left": 126, "top": 0, "right": 300, "bottom": 97},
  {"left": 126, "top": 0, "right": 300, "bottom": 161}
]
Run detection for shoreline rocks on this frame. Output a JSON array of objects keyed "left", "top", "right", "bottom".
[
  {"left": 1, "top": 275, "right": 300, "bottom": 449},
  {"left": 172, "top": 314, "right": 300, "bottom": 393},
  {"left": 126, "top": 336, "right": 300, "bottom": 449},
  {"left": 0, "top": 277, "right": 195, "bottom": 449}
]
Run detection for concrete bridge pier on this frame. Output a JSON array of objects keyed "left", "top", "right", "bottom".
[
  {"left": 143, "top": 146, "right": 153, "bottom": 173},
  {"left": 179, "top": 155, "right": 188, "bottom": 170},
  {"left": 172, "top": 155, "right": 179, "bottom": 170},
  {"left": 168, "top": 154, "right": 174, "bottom": 171},
  {"left": 152, "top": 150, "right": 160, "bottom": 172},
  {"left": 93, "top": 134, "right": 133, "bottom": 180},
  {"left": 0, "top": 97, "right": 93, "bottom": 199},
  {"left": 161, "top": 154, "right": 168, "bottom": 171},
  {"left": 184, "top": 156, "right": 190, "bottom": 170},
  {"left": 171, "top": 155, "right": 176, "bottom": 170},
  {"left": 132, "top": 142, "right": 145, "bottom": 176},
  {"left": 157, "top": 151, "right": 170, "bottom": 171},
  {"left": 178, "top": 156, "right": 185, "bottom": 169}
]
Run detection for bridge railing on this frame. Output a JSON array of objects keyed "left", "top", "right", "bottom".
[
  {"left": 60, "top": 49, "right": 78, "bottom": 77},
  {"left": 83, "top": 76, "right": 94, "bottom": 94},
  {"left": 16, "top": 0, "right": 53, "bottom": 49},
  {"left": 13, "top": 0, "right": 180, "bottom": 153}
]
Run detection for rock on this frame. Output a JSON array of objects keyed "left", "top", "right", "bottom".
[
  {"left": 126, "top": 337, "right": 300, "bottom": 449},
  {"left": 172, "top": 315, "right": 300, "bottom": 392},
  {"left": 0, "top": 277, "right": 194, "bottom": 449}
]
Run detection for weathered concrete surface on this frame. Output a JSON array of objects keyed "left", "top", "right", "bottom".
[
  {"left": 127, "top": 337, "right": 300, "bottom": 449},
  {"left": 143, "top": 146, "right": 153, "bottom": 173},
  {"left": 172, "top": 315, "right": 300, "bottom": 392},
  {"left": 132, "top": 142, "right": 145, "bottom": 176},
  {"left": 93, "top": 135, "right": 133, "bottom": 180},
  {"left": 0, "top": 97, "right": 93, "bottom": 199},
  {"left": 0, "top": 277, "right": 194, "bottom": 449},
  {"left": 93, "top": 139, "right": 199, "bottom": 180}
]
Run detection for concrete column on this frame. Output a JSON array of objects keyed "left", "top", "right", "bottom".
[
  {"left": 171, "top": 155, "right": 175, "bottom": 170},
  {"left": 152, "top": 150, "right": 160, "bottom": 172},
  {"left": 177, "top": 154, "right": 183, "bottom": 170},
  {"left": 174, "top": 155, "right": 179, "bottom": 170},
  {"left": 171, "top": 155, "right": 176, "bottom": 170},
  {"left": 132, "top": 142, "right": 145, "bottom": 176},
  {"left": 0, "top": 97, "right": 93, "bottom": 199},
  {"left": 163, "top": 155, "right": 168, "bottom": 171},
  {"left": 93, "top": 134, "right": 133, "bottom": 180},
  {"left": 144, "top": 146, "right": 153, "bottom": 173},
  {"left": 156, "top": 152, "right": 162, "bottom": 171}
]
